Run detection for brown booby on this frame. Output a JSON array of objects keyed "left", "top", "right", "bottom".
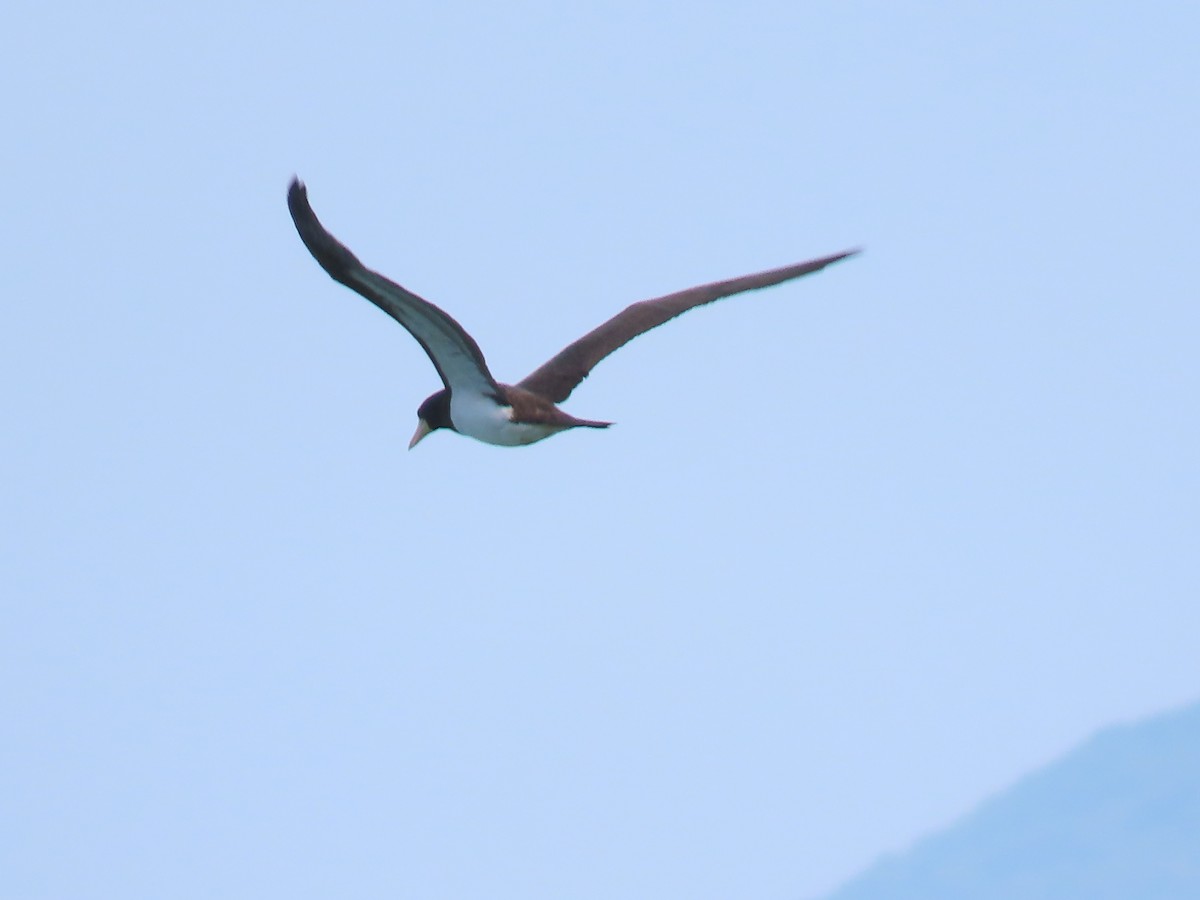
[{"left": 287, "top": 178, "right": 858, "bottom": 448}]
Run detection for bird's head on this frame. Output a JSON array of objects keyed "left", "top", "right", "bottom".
[{"left": 409, "top": 390, "right": 453, "bottom": 449}]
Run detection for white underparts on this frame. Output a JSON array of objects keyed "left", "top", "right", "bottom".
[{"left": 449, "top": 392, "right": 564, "bottom": 447}]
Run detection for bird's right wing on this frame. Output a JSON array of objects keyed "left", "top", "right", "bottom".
[
  {"left": 518, "top": 250, "right": 859, "bottom": 403},
  {"left": 288, "top": 179, "right": 499, "bottom": 397}
]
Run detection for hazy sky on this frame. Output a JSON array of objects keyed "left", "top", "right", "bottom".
[{"left": 3, "top": 2, "right": 1198, "bottom": 898}]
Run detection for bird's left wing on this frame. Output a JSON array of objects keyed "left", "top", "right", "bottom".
[
  {"left": 288, "top": 179, "right": 499, "bottom": 396},
  {"left": 518, "top": 249, "right": 859, "bottom": 403}
]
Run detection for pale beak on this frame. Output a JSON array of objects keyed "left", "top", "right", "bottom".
[{"left": 408, "top": 418, "right": 432, "bottom": 450}]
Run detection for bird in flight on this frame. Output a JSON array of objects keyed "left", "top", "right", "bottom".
[{"left": 287, "top": 178, "right": 858, "bottom": 449}]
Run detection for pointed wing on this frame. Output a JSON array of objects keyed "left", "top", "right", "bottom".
[
  {"left": 288, "top": 178, "right": 499, "bottom": 396},
  {"left": 517, "top": 249, "right": 859, "bottom": 403}
]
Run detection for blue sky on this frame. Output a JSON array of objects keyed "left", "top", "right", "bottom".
[{"left": 3, "top": 2, "right": 1198, "bottom": 898}]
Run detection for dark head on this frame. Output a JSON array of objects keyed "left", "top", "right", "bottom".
[{"left": 409, "top": 390, "right": 453, "bottom": 449}]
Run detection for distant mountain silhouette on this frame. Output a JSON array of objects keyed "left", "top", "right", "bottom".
[{"left": 824, "top": 700, "right": 1200, "bottom": 900}]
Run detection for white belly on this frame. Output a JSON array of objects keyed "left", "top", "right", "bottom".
[{"left": 450, "top": 392, "right": 563, "bottom": 446}]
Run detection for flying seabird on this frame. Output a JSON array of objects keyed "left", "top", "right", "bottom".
[{"left": 287, "top": 178, "right": 858, "bottom": 449}]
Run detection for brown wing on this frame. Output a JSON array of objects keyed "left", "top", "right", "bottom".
[
  {"left": 288, "top": 178, "right": 500, "bottom": 397},
  {"left": 517, "top": 249, "right": 860, "bottom": 403}
]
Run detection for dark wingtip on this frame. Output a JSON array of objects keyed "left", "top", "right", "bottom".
[
  {"left": 286, "top": 177, "right": 368, "bottom": 283},
  {"left": 287, "top": 176, "right": 309, "bottom": 218},
  {"left": 829, "top": 247, "right": 863, "bottom": 265}
]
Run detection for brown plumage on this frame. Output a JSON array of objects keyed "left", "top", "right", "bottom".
[{"left": 287, "top": 177, "right": 859, "bottom": 448}]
